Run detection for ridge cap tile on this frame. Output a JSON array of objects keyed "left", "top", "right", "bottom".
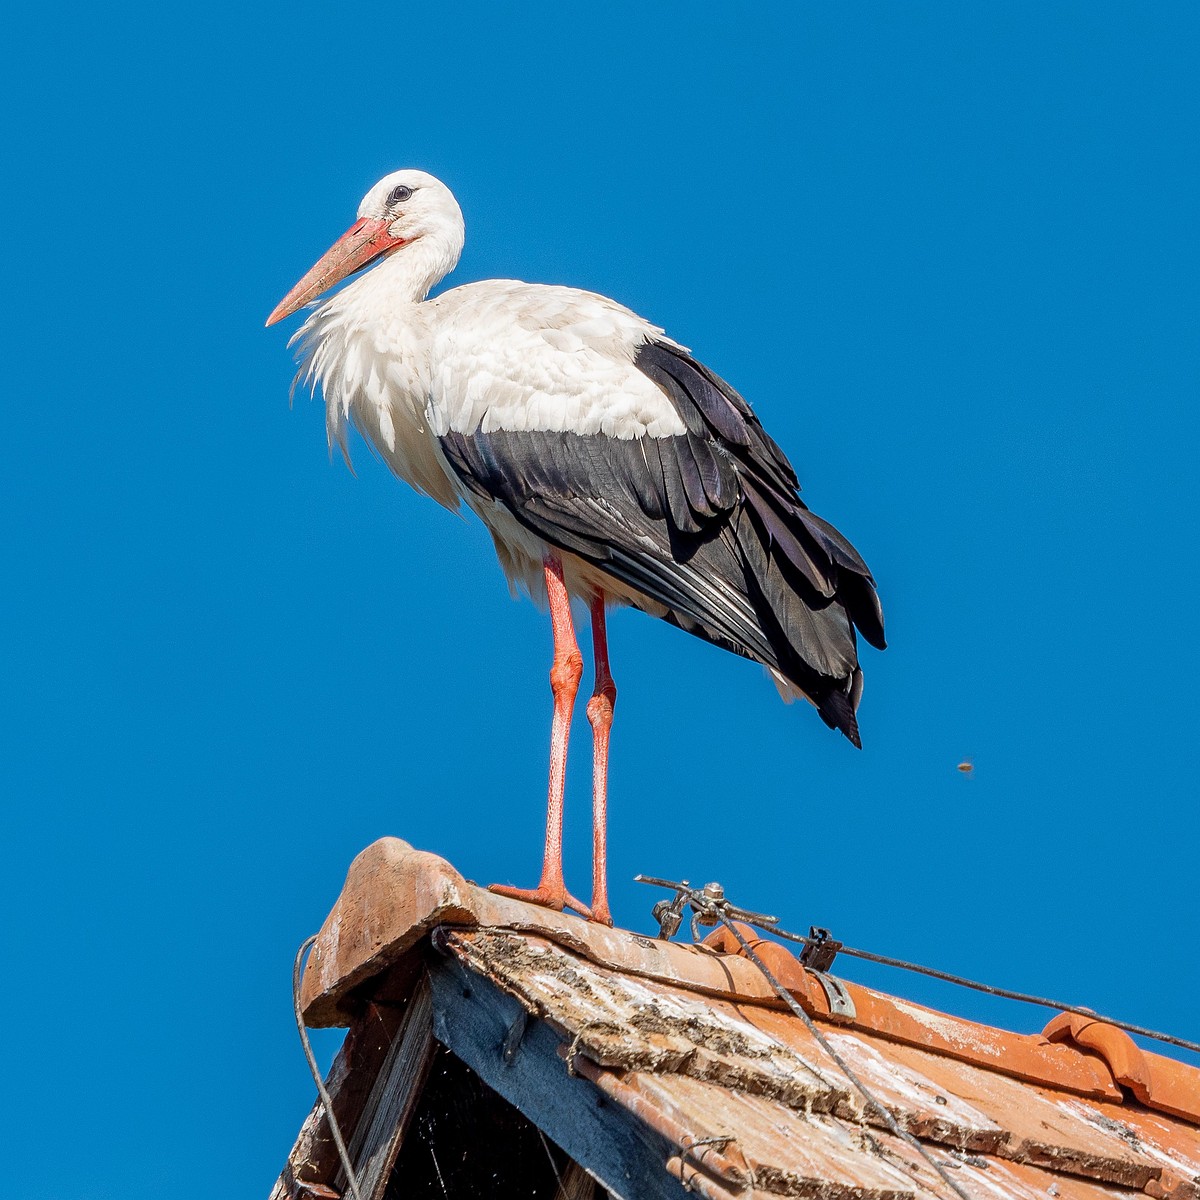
[{"left": 1043, "top": 1015, "right": 1200, "bottom": 1127}]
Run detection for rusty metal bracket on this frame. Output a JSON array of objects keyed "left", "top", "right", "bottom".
[
  {"left": 794, "top": 926, "right": 856, "bottom": 1018},
  {"left": 502, "top": 1007, "right": 529, "bottom": 1064},
  {"left": 798, "top": 926, "right": 842, "bottom": 972},
  {"left": 650, "top": 887, "right": 688, "bottom": 940}
]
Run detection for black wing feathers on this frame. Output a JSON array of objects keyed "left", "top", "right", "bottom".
[{"left": 438, "top": 339, "right": 884, "bottom": 746}]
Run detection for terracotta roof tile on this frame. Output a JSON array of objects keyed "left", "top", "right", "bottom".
[
  {"left": 1043, "top": 1014, "right": 1200, "bottom": 1125},
  {"left": 294, "top": 837, "right": 1200, "bottom": 1200},
  {"left": 703, "top": 924, "right": 1124, "bottom": 1102}
]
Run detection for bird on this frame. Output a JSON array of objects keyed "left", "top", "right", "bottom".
[{"left": 266, "top": 169, "right": 885, "bottom": 926}]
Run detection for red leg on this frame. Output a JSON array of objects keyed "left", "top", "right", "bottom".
[
  {"left": 586, "top": 592, "right": 617, "bottom": 926},
  {"left": 490, "top": 555, "right": 590, "bottom": 917}
]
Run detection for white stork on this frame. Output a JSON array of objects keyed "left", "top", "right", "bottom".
[{"left": 267, "top": 169, "right": 885, "bottom": 925}]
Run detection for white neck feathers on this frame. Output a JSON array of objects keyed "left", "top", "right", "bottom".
[{"left": 287, "top": 231, "right": 464, "bottom": 509}]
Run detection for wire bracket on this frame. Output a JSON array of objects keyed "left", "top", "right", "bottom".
[
  {"left": 798, "top": 926, "right": 842, "bottom": 973},
  {"left": 796, "top": 927, "right": 855, "bottom": 1015}
]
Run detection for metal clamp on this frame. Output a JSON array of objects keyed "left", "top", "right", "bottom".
[
  {"left": 651, "top": 889, "right": 688, "bottom": 940},
  {"left": 797, "top": 926, "right": 855, "bottom": 1018},
  {"left": 798, "top": 926, "right": 842, "bottom": 973}
]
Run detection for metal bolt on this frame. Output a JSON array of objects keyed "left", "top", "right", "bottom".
[{"left": 692, "top": 881, "right": 726, "bottom": 926}]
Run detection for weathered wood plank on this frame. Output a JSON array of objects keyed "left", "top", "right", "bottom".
[
  {"left": 427, "top": 953, "right": 693, "bottom": 1200},
  {"left": 337, "top": 975, "right": 435, "bottom": 1200},
  {"left": 269, "top": 1004, "right": 404, "bottom": 1200},
  {"left": 555, "top": 1159, "right": 601, "bottom": 1199}
]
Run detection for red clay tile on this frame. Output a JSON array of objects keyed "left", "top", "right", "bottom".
[
  {"left": 284, "top": 839, "right": 1200, "bottom": 1200},
  {"left": 1043, "top": 1015, "right": 1200, "bottom": 1126},
  {"left": 703, "top": 925, "right": 1122, "bottom": 1101}
]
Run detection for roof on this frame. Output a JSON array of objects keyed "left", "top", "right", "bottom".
[{"left": 276, "top": 838, "right": 1200, "bottom": 1200}]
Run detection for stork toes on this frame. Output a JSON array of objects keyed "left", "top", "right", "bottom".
[
  {"left": 488, "top": 881, "right": 594, "bottom": 920},
  {"left": 490, "top": 671, "right": 616, "bottom": 925},
  {"left": 500, "top": 566, "right": 619, "bottom": 926}
]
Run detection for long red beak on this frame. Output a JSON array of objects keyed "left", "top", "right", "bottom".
[{"left": 266, "top": 217, "right": 405, "bottom": 326}]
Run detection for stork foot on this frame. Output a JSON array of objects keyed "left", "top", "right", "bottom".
[
  {"left": 590, "top": 897, "right": 614, "bottom": 928},
  {"left": 488, "top": 881, "right": 592, "bottom": 919}
]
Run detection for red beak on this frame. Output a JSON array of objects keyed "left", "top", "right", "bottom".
[{"left": 266, "top": 217, "right": 405, "bottom": 326}]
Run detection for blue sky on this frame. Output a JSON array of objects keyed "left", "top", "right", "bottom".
[{"left": 3, "top": 3, "right": 1198, "bottom": 1195}]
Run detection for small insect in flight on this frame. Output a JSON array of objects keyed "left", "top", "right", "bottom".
[{"left": 957, "top": 758, "right": 975, "bottom": 776}]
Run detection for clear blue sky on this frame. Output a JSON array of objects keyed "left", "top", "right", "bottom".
[{"left": 3, "top": 3, "right": 1197, "bottom": 1196}]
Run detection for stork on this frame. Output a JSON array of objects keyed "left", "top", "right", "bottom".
[{"left": 267, "top": 170, "right": 885, "bottom": 925}]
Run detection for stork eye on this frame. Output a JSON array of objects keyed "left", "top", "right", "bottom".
[{"left": 388, "top": 185, "right": 413, "bottom": 206}]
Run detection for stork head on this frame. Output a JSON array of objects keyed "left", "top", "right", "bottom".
[{"left": 266, "top": 169, "right": 466, "bottom": 325}]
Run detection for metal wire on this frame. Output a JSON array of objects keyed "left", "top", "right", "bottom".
[
  {"left": 537, "top": 1127, "right": 566, "bottom": 1198},
  {"left": 635, "top": 876, "right": 1200, "bottom": 1057},
  {"left": 765, "top": 928, "right": 1200, "bottom": 1056},
  {"left": 292, "top": 934, "right": 364, "bottom": 1200},
  {"left": 712, "top": 913, "right": 975, "bottom": 1200}
]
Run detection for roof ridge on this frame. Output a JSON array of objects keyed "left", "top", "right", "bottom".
[{"left": 297, "top": 837, "right": 1198, "bottom": 1128}]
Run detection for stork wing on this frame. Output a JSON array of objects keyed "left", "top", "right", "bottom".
[{"left": 439, "top": 339, "right": 884, "bottom": 745}]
